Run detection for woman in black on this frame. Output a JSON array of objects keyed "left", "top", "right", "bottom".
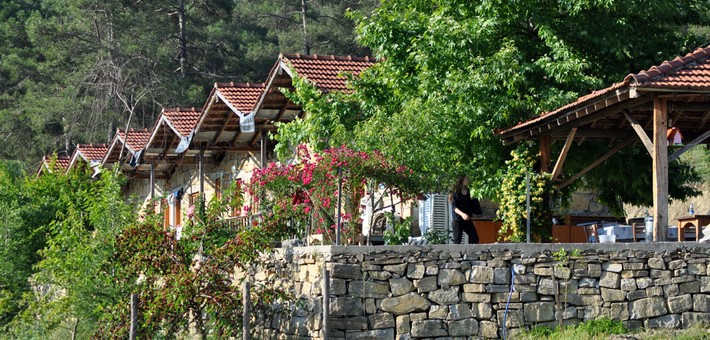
[{"left": 450, "top": 176, "right": 482, "bottom": 244}]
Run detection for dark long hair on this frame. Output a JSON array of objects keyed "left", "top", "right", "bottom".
[{"left": 449, "top": 176, "right": 467, "bottom": 202}]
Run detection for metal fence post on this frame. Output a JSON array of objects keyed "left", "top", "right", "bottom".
[
  {"left": 243, "top": 281, "right": 251, "bottom": 340},
  {"left": 322, "top": 267, "right": 330, "bottom": 339},
  {"left": 130, "top": 293, "right": 138, "bottom": 340}
]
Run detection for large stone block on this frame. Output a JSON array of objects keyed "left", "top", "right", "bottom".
[
  {"left": 469, "top": 266, "right": 494, "bottom": 283},
  {"left": 449, "top": 318, "right": 479, "bottom": 336},
  {"left": 345, "top": 328, "right": 395, "bottom": 339},
  {"left": 645, "top": 314, "right": 681, "bottom": 329},
  {"left": 679, "top": 281, "right": 700, "bottom": 294},
  {"left": 603, "top": 263, "right": 623, "bottom": 273},
  {"left": 497, "top": 309, "right": 523, "bottom": 328},
  {"left": 390, "top": 277, "right": 413, "bottom": 296},
  {"left": 381, "top": 292, "right": 431, "bottom": 315},
  {"left": 537, "top": 278, "right": 556, "bottom": 295},
  {"left": 331, "top": 297, "right": 363, "bottom": 316},
  {"left": 428, "top": 305, "right": 448, "bottom": 319},
  {"left": 331, "top": 263, "right": 362, "bottom": 279},
  {"left": 607, "top": 302, "right": 630, "bottom": 321},
  {"left": 702, "top": 277, "right": 710, "bottom": 293},
  {"left": 630, "top": 297, "right": 668, "bottom": 319},
  {"left": 349, "top": 281, "right": 390, "bottom": 298},
  {"left": 523, "top": 302, "right": 555, "bottom": 322},
  {"left": 369, "top": 271, "right": 392, "bottom": 281},
  {"left": 428, "top": 287, "right": 460, "bottom": 305},
  {"left": 410, "top": 320, "right": 447, "bottom": 337},
  {"left": 471, "top": 303, "right": 493, "bottom": 319},
  {"left": 448, "top": 303, "right": 472, "bottom": 320},
  {"left": 462, "top": 292, "right": 491, "bottom": 303},
  {"left": 329, "top": 316, "right": 368, "bottom": 330},
  {"left": 494, "top": 267, "right": 511, "bottom": 284},
  {"left": 668, "top": 294, "right": 692, "bottom": 314},
  {"left": 648, "top": 258, "right": 665, "bottom": 270},
  {"left": 601, "top": 288, "right": 626, "bottom": 302},
  {"left": 636, "top": 277, "right": 653, "bottom": 289},
  {"left": 417, "top": 276, "right": 438, "bottom": 293},
  {"left": 369, "top": 312, "right": 395, "bottom": 329},
  {"left": 621, "top": 278, "right": 637, "bottom": 292},
  {"left": 688, "top": 263, "right": 706, "bottom": 275},
  {"left": 479, "top": 320, "right": 499, "bottom": 338},
  {"left": 384, "top": 263, "right": 407, "bottom": 276},
  {"left": 463, "top": 283, "right": 485, "bottom": 292},
  {"left": 396, "top": 315, "right": 410, "bottom": 334},
  {"left": 406, "top": 263, "right": 425, "bottom": 279},
  {"left": 693, "top": 294, "right": 710, "bottom": 312},
  {"left": 599, "top": 271, "right": 620, "bottom": 289},
  {"left": 438, "top": 269, "right": 466, "bottom": 286},
  {"left": 681, "top": 312, "right": 710, "bottom": 328}
]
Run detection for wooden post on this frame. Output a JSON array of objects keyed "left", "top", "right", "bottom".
[
  {"left": 198, "top": 149, "right": 205, "bottom": 194},
  {"left": 260, "top": 131, "right": 267, "bottom": 169},
  {"left": 149, "top": 163, "right": 155, "bottom": 200},
  {"left": 653, "top": 97, "right": 668, "bottom": 241},
  {"left": 130, "top": 293, "right": 138, "bottom": 340},
  {"left": 243, "top": 281, "right": 251, "bottom": 340},
  {"left": 322, "top": 268, "right": 330, "bottom": 340},
  {"left": 551, "top": 128, "right": 577, "bottom": 181},
  {"left": 539, "top": 135, "right": 551, "bottom": 173}
]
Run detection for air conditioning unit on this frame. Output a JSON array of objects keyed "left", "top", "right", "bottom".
[{"left": 419, "top": 194, "right": 462, "bottom": 244}]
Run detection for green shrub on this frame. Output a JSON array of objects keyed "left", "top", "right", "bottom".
[{"left": 576, "top": 317, "right": 627, "bottom": 336}]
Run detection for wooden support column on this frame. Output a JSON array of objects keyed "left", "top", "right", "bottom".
[
  {"left": 624, "top": 112, "right": 654, "bottom": 156},
  {"left": 551, "top": 128, "right": 577, "bottom": 181},
  {"left": 149, "top": 162, "right": 155, "bottom": 200},
  {"left": 198, "top": 148, "right": 205, "bottom": 194},
  {"left": 260, "top": 131, "right": 268, "bottom": 169},
  {"left": 652, "top": 97, "right": 668, "bottom": 241},
  {"left": 539, "top": 135, "right": 551, "bottom": 173}
]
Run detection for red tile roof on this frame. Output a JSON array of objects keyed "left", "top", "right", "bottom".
[
  {"left": 117, "top": 128, "right": 151, "bottom": 151},
  {"left": 499, "top": 45, "right": 710, "bottom": 138},
  {"left": 281, "top": 54, "right": 376, "bottom": 92},
  {"left": 163, "top": 107, "right": 202, "bottom": 136},
  {"left": 76, "top": 144, "right": 109, "bottom": 162},
  {"left": 214, "top": 82, "right": 265, "bottom": 113},
  {"left": 38, "top": 154, "right": 71, "bottom": 174},
  {"left": 624, "top": 46, "right": 710, "bottom": 89}
]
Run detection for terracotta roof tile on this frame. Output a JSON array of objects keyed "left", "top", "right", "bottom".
[
  {"left": 214, "top": 83, "right": 265, "bottom": 113},
  {"left": 40, "top": 154, "right": 71, "bottom": 173},
  {"left": 76, "top": 144, "right": 109, "bottom": 162},
  {"left": 282, "top": 54, "right": 376, "bottom": 92},
  {"left": 499, "top": 45, "right": 710, "bottom": 138},
  {"left": 117, "top": 128, "right": 151, "bottom": 151},
  {"left": 624, "top": 46, "right": 710, "bottom": 89},
  {"left": 163, "top": 107, "right": 202, "bottom": 136}
]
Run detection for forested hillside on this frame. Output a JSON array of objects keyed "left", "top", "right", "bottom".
[{"left": 0, "top": 0, "right": 376, "bottom": 167}]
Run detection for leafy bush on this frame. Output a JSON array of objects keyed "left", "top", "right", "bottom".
[
  {"left": 576, "top": 317, "right": 627, "bottom": 336},
  {"left": 424, "top": 229, "right": 449, "bottom": 244},
  {"left": 383, "top": 215, "right": 411, "bottom": 245}
]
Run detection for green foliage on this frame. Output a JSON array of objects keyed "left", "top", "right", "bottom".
[
  {"left": 276, "top": 0, "right": 710, "bottom": 203},
  {"left": 1, "top": 162, "right": 135, "bottom": 339},
  {"left": 0, "top": 0, "right": 377, "bottom": 165},
  {"left": 383, "top": 215, "right": 411, "bottom": 245},
  {"left": 423, "top": 229, "right": 450, "bottom": 245},
  {"left": 497, "top": 146, "right": 554, "bottom": 242},
  {"left": 519, "top": 317, "right": 628, "bottom": 339}
]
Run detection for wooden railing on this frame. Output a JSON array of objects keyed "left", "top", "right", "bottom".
[{"left": 219, "top": 216, "right": 251, "bottom": 232}]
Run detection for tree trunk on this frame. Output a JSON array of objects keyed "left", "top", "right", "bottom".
[
  {"left": 178, "top": 0, "right": 187, "bottom": 77},
  {"left": 300, "top": 0, "right": 309, "bottom": 55}
]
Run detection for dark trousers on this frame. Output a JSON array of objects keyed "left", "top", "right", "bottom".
[{"left": 452, "top": 220, "right": 479, "bottom": 244}]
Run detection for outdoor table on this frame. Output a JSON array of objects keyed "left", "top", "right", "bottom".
[
  {"left": 677, "top": 215, "right": 710, "bottom": 242},
  {"left": 597, "top": 225, "right": 634, "bottom": 242}
]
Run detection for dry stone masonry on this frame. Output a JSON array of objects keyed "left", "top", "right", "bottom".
[{"left": 251, "top": 243, "right": 710, "bottom": 339}]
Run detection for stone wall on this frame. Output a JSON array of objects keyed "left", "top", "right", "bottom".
[{"left": 251, "top": 243, "right": 710, "bottom": 339}]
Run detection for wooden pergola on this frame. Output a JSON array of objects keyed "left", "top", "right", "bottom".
[
  {"left": 102, "top": 128, "right": 151, "bottom": 174},
  {"left": 499, "top": 46, "right": 710, "bottom": 241}
]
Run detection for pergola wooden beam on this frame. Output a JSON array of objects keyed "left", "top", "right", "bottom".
[
  {"left": 624, "top": 112, "right": 654, "bottom": 156},
  {"left": 539, "top": 135, "right": 551, "bottom": 173},
  {"left": 211, "top": 111, "right": 233, "bottom": 144},
  {"left": 669, "top": 129, "right": 710, "bottom": 162},
  {"left": 652, "top": 96, "right": 668, "bottom": 241},
  {"left": 551, "top": 128, "right": 577, "bottom": 181},
  {"left": 557, "top": 137, "right": 635, "bottom": 190}
]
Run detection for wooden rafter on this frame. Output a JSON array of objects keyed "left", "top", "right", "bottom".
[
  {"left": 669, "top": 129, "right": 710, "bottom": 162},
  {"left": 652, "top": 96, "right": 669, "bottom": 241},
  {"left": 557, "top": 137, "right": 635, "bottom": 190},
  {"left": 211, "top": 111, "right": 234, "bottom": 144},
  {"left": 551, "top": 128, "right": 577, "bottom": 181},
  {"left": 624, "top": 112, "right": 653, "bottom": 156}
]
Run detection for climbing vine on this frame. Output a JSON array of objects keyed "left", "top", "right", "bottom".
[{"left": 497, "top": 145, "right": 554, "bottom": 242}]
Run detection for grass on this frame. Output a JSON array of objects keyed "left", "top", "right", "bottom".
[{"left": 518, "top": 318, "right": 710, "bottom": 340}]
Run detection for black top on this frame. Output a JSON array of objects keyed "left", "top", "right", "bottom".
[{"left": 451, "top": 190, "right": 482, "bottom": 221}]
